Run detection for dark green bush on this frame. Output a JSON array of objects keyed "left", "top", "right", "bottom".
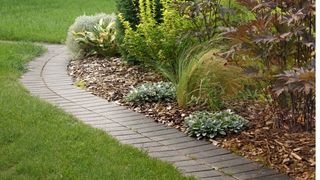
[{"left": 115, "top": 0, "right": 139, "bottom": 63}]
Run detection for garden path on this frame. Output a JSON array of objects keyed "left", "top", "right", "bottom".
[{"left": 21, "top": 44, "right": 291, "bottom": 180}]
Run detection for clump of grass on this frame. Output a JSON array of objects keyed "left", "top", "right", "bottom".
[{"left": 176, "top": 41, "right": 247, "bottom": 110}]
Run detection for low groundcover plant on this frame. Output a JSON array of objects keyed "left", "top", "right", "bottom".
[
  {"left": 185, "top": 109, "right": 249, "bottom": 139},
  {"left": 125, "top": 82, "right": 176, "bottom": 103}
]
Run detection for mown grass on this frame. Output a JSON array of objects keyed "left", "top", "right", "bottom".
[
  {"left": 0, "top": 0, "right": 116, "bottom": 43},
  {"left": 0, "top": 42, "right": 193, "bottom": 179}
]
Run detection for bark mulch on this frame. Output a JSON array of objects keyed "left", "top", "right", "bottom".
[{"left": 68, "top": 57, "right": 315, "bottom": 180}]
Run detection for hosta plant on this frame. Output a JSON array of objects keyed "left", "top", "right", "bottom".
[
  {"left": 125, "top": 82, "right": 176, "bottom": 103},
  {"left": 73, "top": 17, "right": 117, "bottom": 57},
  {"left": 66, "top": 13, "right": 117, "bottom": 58},
  {"left": 185, "top": 110, "right": 249, "bottom": 139}
]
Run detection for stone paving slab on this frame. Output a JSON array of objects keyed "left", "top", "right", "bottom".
[{"left": 20, "top": 44, "right": 291, "bottom": 180}]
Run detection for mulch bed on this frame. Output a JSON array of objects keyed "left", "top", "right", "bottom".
[{"left": 68, "top": 56, "right": 315, "bottom": 180}]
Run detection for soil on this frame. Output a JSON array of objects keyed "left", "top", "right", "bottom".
[{"left": 68, "top": 56, "right": 315, "bottom": 180}]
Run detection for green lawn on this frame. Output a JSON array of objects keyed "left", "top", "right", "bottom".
[
  {"left": 0, "top": 0, "right": 116, "bottom": 43},
  {"left": 0, "top": 43, "right": 192, "bottom": 179}
]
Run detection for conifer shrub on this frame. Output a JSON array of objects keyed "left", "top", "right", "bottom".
[
  {"left": 115, "top": 0, "right": 163, "bottom": 63},
  {"left": 115, "top": 0, "right": 140, "bottom": 63},
  {"left": 119, "top": 0, "right": 193, "bottom": 80}
]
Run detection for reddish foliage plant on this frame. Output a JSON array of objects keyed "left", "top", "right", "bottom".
[{"left": 223, "top": 0, "right": 315, "bottom": 131}]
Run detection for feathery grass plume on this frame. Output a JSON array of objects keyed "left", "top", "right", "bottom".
[{"left": 176, "top": 40, "right": 247, "bottom": 110}]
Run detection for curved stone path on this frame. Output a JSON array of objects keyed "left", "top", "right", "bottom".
[{"left": 20, "top": 44, "right": 291, "bottom": 180}]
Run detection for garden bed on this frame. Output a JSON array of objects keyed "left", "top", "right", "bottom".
[{"left": 68, "top": 57, "right": 315, "bottom": 180}]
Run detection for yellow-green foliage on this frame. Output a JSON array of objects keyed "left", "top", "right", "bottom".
[
  {"left": 176, "top": 46, "right": 246, "bottom": 110},
  {"left": 119, "top": 0, "right": 193, "bottom": 82}
]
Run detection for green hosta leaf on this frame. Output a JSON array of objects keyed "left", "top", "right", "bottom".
[
  {"left": 70, "top": 15, "right": 118, "bottom": 58},
  {"left": 185, "top": 110, "right": 249, "bottom": 139}
]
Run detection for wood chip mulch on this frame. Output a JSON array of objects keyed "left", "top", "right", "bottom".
[{"left": 67, "top": 56, "right": 315, "bottom": 180}]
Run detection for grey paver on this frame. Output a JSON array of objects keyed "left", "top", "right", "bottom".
[
  {"left": 221, "top": 162, "right": 264, "bottom": 174},
  {"left": 80, "top": 116, "right": 109, "bottom": 122},
  {"left": 149, "top": 132, "right": 187, "bottom": 141},
  {"left": 110, "top": 116, "right": 149, "bottom": 123},
  {"left": 79, "top": 116, "right": 107, "bottom": 122},
  {"left": 131, "top": 142, "right": 163, "bottom": 148},
  {"left": 71, "top": 111, "right": 95, "bottom": 116},
  {"left": 103, "top": 109, "right": 139, "bottom": 115},
  {"left": 159, "top": 155, "right": 191, "bottom": 163},
  {"left": 100, "top": 126, "right": 129, "bottom": 132},
  {"left": 159, "top": 136, "right": 194, "bottom": 145},
  {"left": 255, "top": 174, "right": 292, "bottom": 180},
  {"left": 75, "top": 114, "right": 105, "bottom": 120},
  {"left": 200, "top": 153, "right": 240, "bottom": 164},
  {"left": 117, "top": 119, "right": 152, "bottom": 126},
  {"left": 179, "top": 164, "right": 215, "bottom": 173},
  {"left": 232, "top": 168, "right": 279, "bottom": 179},
  {"left": 115, "top": 134, "right": 146, "bottom": 141},
  {"left": 185, "top": 170, "right": 223, "bottom": 178},
  {"left": 106, "top": 112, "right": 143, "bottom": 119},
  {"left": 148, "top": 151, "right": 180, "bottom": 158},
  {"left": 169, "top": 140, "right": 209, "bottom": 150},
  {"left": 89, "top": 105, "right": 127, "bottom": 112},
  {"left": 108, "top": 130, "right": 137, "bottom": 136},
  {"left": 179, "top": 144, "right": 217, "bottom": 154},
  {"left": 145, "top": 146, "right": 172, "bottom": 152},
  {"left": 210, "top": 157, "right": 253, "bottom": 169},
  {"left": 129, "top": 122, "right": 159, "bottom": 129},
  {"left": 120, "top": 137, "right": 152, "bottom": 145},
  {"left": 200, "top": 175, "right": 236, "bottom": 180},
  {"left": 96, "top": 122, "right": 123, "bottom": 128},
  {"left": 174, "top": 160, "right": 204, "bottom": 167},
  {"left": 189, "top": 148, "right": 230, "bottom": 159},
  {"left": 141, "top": 128, "right": 178, "bottom": 136},
  {"left": 134, "top": 125, "right": 168, "bottom": 133},
  {"left": 20, "top": 44, "right": 290, "bottom": 180}
]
